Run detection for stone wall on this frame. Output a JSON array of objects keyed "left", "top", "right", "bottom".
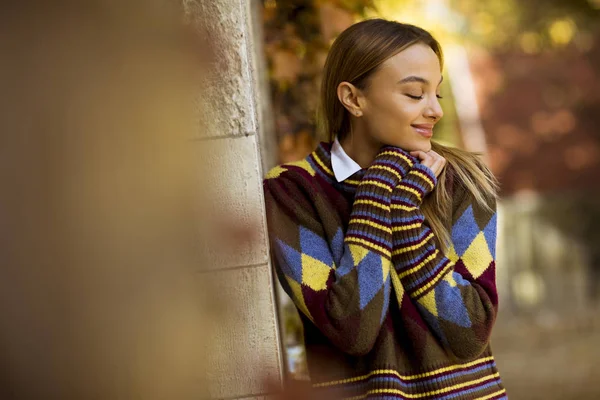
[{"left": 184, "top": 0, "right": 283, "bottom": 398}]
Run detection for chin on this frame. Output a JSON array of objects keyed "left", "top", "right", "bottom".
[
  {"left": 420, "top": 141, "right": 432, "bottom": 152},
  {"left": 407, "top": 140, "right": 432, "bottom": 153}
]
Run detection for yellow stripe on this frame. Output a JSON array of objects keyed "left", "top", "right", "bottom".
[
  {"left": 349, "top": 218, "right": 391, "bottom": 234},
  {"left": 476, "top": 388, "right": 506, "bottom": 400},
  {"left": 312, "top": 152, "right": 361, "bottom": 184},
  {"left": 354, "top": 199, "right": 389, "bottom": 211},
  {"left": 413, "top": 262, "right": 453, "bottom": 297},
  {"left": 392, "top": 232, "right": 434, "bottom": 256},
  {"left": 412, "top": 170, "right": 435, "bottom": 186},
  {"left": 362, "top": 179, "right": 392, "bottom": 192},
  {"left": 313, "top": 356, "right": 495, "bottom": 388},
  {"left": 343, "top": 395, "right": 364, "bottom": 400},
  {"left": 392, "top": 222, "right": 421, "bottom": 232},
  {"left": 391, "top": 203, "right": 417, "bottom": 212},
  {"left": 345, "top": 237, "right": 390, "bottom": 257},
  {"left": 359, "top": 373, "right": 501, "bottom": 399},
  {"left": 370, "top": 164, "right": 402, "bottom": 181},
  {"left": 404, "top": 356, "right": 495, "bottom": 379},
  {"left": 398, "top": 249, "right": 439, "bottom": 278},
  {"left": 400, "top": 184, "right": 423, "bottom": 201},
  {"left": 378, "top": 151, "right": 414, "bottom": 166},
  {"left": 312, "top": 153, "right": 334, "bottom": 176}
]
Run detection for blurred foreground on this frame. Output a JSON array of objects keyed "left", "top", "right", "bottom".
[
  {"left": 2, "top": 0, "right": 599, "bottom": 399},
  {"left": 0, "top": 1, "right": 282, "bottom": 398}
]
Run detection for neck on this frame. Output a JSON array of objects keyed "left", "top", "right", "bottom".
[{"left": 339, "top": 127, "right": 380, "bottom": 169}]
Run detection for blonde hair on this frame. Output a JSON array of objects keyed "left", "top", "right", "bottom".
[
  {"left": 318, "top": 19, "right": 498, "bottom": 250},
  {"left": 426, "top": 142, "right": 498, "bottom": 249}
]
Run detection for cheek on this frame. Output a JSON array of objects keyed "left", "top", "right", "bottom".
[{"left": 371, "top": 94, "right": 421, "bottom": 126}]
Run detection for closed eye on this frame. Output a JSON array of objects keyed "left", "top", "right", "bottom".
[{"left": 405, "top": 94, "right": 444, "bottom": 100}]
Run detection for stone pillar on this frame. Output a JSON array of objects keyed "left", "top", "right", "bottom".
[
  {"left": 184, "top": 1, "right": 283, "bottom": 399},
  {"left": 249, "top": 0, "right": 279, "bottom": 173}
]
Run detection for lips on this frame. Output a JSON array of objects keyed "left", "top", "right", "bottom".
[{"left": 412, "top": 124, "right": 434, "bottom": 138}]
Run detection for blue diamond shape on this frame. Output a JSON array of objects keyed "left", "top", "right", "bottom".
[
  {"left": 275, "top": 239, "right": 303, "bottom": 283},
  {"left": 299, "top": 226, "right": 333, "bottom": 266},
  {"left": 357, "top": 252, "right": 384, "bottom": 309},
  {"left": 380, "top": 277, "right": 391, "bottom": 323},
  {"left": 452, "top": 205, "right": 480, "bottom": 256},
  {"left": 452, "top": 271, "right": 470, "bottom": 286},
  {"left": 435, "top": 280, "right": 472, "bottom": 328},
  {"left": 482, "top": 213, "right": 497, "bottom": 258},
  {"left": 337, "top": 249, "right": 355, "bottom": 277},
  {"left": 331, "top": 227, "right": 344, "bottom": 264}
]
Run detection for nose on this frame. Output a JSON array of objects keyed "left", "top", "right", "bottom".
[{"left": 425, "top": 96, "right": 443, "bottom": 122}]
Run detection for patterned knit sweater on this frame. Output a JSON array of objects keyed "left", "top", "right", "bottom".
[{"left": 264, "top": 142, "right": 506, "bottom": 400}]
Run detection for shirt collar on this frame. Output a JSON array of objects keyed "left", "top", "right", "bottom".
[{"left": 331, "top": 137, "right": 362, "bottom": 182}]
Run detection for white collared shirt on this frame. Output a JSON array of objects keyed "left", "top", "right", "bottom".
[{"left": 331, "top": 137, "right": 362, "bottom": 182}]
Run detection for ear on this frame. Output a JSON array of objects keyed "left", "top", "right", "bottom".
[{"left": 337, "top": 81, "right": 364, "bottom": 117}]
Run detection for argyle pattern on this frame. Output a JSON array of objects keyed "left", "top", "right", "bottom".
[
  {"left": 390, "top": 162, "right": 499, "bottom": 361},
  {"left": 264, "top": 142, "right": 506, "bottom": 399},
  {"left": 265, "top": 146, "right": 414, "bottom": 355}
]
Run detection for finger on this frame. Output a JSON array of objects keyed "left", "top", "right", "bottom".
[
  {"left": 430, "top": 157, "right": 446, "bottom": 177},
  {"left": 428, "top": 151, "right": 446, "bottom": 169},
  {"left": 410, "top": 151, "right": 433, "bottom": 166},
  {"left": 423, "top": 155, "right": 436, "bottom": 169},
  {"left": 428, "top": 150, "right": 444, "bottom": 164},
  {"left": 409, "top": 150, "right": 427, "bottom": 161}
]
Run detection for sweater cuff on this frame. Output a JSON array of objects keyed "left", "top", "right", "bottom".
[
  {"left": 395, "top": 163, "right": 437, "bottom": 206},
  {"left": 363, "top": 146, "right": 417, "bottom": 188},
  {"left": 399, "top": 252, "right": 453, "bottom": 298}
]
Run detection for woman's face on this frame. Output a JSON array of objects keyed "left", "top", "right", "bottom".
[{"left": 358, "top": 43, "right": 444, "bottom": 152}]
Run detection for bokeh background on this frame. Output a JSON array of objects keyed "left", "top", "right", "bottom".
[
  {"left": 2, "top": 1, "right": 599, "bottom": 398},
  {"left": 260, "top": 1, "right": 600, "bottom": 398}
]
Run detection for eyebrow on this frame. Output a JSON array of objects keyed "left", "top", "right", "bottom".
[{"left": 397, "top": 76, "right": 444, "bottom": 85}]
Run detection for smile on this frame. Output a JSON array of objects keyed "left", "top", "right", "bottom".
[{"left": 411, "top": 124, "right": 434, "bottom": 138}]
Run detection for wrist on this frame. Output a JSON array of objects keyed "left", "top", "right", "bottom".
[
  {"left": 363, "top": 146, "right": 417, "bottom": 187},
  {"left": 395, "top": 163, "right": 437, "bottom": 205}
]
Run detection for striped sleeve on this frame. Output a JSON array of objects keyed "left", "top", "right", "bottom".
[
  {"left": 391, "top": 163, "right": 498, "bottom": 361},
  {"left": 264, "top": 147, "right": 414, "bottom": 356}
]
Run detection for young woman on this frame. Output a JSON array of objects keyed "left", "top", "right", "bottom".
[{"left": 264, "top": 19, "right": 506, "bottom": 399}]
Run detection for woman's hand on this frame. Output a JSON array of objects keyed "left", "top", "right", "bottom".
[{"left": 410, "top": 150, "right": 446, "bottom": 178}]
